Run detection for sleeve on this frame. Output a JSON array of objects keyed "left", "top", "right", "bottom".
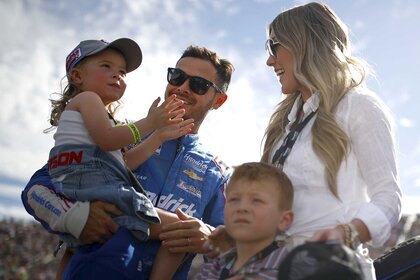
[
  {"left": 348, "top": 93, "right": 402, "bottom": 247},
  {"left": 202, "top": 163, "right": 231, "bottom": 227},
  {"left": 21, "top": 164, "right": 90, "bottom": 238}
]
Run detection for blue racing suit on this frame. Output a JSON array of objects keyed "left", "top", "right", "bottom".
[{"left": 21, "top": 134, "right": 230, "bottom": 280}]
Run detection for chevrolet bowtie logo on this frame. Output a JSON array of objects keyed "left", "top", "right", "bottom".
[{"left": 182, "top": 169, "right": 203, "bottom": 181}]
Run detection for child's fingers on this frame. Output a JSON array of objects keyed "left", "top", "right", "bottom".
[
  {"left": 179, "top": 118, "right": 194, "bottom": 127},
  {"left": 169, "top": 109, "right": 186, "bottom": 121},
  {"left": 160, "top": 94, "right": 177, "bottom": 108},
  {"left": 150, "top": 96, "right": 161, "bottom": 108}
]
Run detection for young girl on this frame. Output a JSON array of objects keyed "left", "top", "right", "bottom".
[{"left": 47, "top": 38, "right": 194, "bottom": 279}]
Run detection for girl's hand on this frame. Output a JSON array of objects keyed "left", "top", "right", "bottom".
[
  {"left": 147, "top": 95, "right": 186, "bottom": 129},
  {"left": 155, "top": 118, "right": 194, "bottom": 142}
]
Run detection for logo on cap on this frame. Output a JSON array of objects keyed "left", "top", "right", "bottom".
[{"left": 66, "top": 47, "right": 82, "bottom": 74}]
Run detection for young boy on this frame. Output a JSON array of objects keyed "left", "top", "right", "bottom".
[{"left": 195, "top": 162, "right": 294, "bottom": 279}]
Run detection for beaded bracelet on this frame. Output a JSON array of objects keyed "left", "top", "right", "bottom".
[{"left": 127, "top": 123, "right": 141, "bottom": 144}]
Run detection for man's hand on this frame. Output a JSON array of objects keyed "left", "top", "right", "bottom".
[
  {"left": 159, "top": 208, "right": 212, "bottom": 254},
  {"left": 79, "top": 201, "right": 122, "bottom": 244}
]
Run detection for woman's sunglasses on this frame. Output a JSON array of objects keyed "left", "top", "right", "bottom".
[
  {"left": 167, "top": 67, "right": 223, "bottom": 95},
  {"left": 265, "top": 38, "right": 281, "bottom": 57}
]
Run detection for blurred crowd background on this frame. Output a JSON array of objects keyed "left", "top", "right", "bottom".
[{"left": 1, "top": 214, "right": 419, "bottom": 280}]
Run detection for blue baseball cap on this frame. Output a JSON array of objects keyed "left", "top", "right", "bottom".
[{"left": 65, "top": 38, "right": 142, "bottom": 79}]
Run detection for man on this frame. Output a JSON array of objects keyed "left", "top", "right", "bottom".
[{"left": 21, "top": 45, "right": 234, "bottom": 279}]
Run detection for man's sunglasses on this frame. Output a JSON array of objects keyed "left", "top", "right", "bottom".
[
  {"left": 167, "top": 67, "right": 223, "bottom": 95},
  {"left": 265, "top": 38, "right": 281, "bottom": 57}
]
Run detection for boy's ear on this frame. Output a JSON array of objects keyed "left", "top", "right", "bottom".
[
  {"left": 212, "top": 93, "right": 228, "bottom": 110},
  {"left": 278, "top": 210, "right": 294, "bottom": 232}
]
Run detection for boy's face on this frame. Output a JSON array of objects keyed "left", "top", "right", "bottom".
[
  {"left": 72, "top": 49, "right": 127, "bottom": 105},
  {"left": 224, "top": 178, "right": 291, "bottom": 245}
]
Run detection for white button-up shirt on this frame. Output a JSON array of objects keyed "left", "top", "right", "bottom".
[{"left": 271, "top": 88, "right": 402, "bottom": 248}]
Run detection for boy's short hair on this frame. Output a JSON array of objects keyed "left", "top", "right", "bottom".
[{"left": 226, "top": 162, "right": 294, "bottom": 210}]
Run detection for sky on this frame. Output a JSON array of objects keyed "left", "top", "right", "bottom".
[{"left": 1, "top": 0, "right": 419, "bottom": 220}]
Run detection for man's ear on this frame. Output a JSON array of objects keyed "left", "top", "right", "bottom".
[
  {"left": 212, "top": 93, "right": 228, "bottom": 110},
  {"left": 70, "top": 68, "right": 83, "bottom": 84},
  {"left": 278, "top": 210, "right": 294, "bottom": 232}
]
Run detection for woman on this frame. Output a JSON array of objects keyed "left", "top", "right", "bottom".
[{"left": 261, "top": 2, "right": 401, "bottom": 279}]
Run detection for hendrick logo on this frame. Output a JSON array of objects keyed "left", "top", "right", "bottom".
[
  {"left": 146, "top": 192, "right": 197, "bottom": 216},
  {"left": 184, "top": 154, "right": 208, "bottom": 174}
]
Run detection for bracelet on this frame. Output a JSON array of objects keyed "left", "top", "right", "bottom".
[
  {"left": 347, "top": 223, "right": 362, "bottom": 249},
  {"left": 337, "top": 223, "right": 361, "bottom": 250},
  {"left": 127, "top": 123, "right": 141, "bottom": 144},
  {"left": 337, "top": 224, "right": 351, "bottom": 248}
]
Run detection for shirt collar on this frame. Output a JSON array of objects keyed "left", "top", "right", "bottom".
[{"left": 287, "top": 91, "right": 320, "bottom": 123}]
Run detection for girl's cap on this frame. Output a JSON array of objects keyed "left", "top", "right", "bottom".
[{"left": 65, "top": 38, "right": 142, "bottom": 79}]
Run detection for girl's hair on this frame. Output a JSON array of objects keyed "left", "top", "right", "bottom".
[
  {"left": 44, "top": 58, "right": 120, "bottom": 133},
  {"left": 261, "top": 2, "right": 369, "bottom": 197}
]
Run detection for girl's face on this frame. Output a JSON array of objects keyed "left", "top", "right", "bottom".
[
  {"left": 266, "top": 36, "right": 311, "bottom": 101},
  {"left": 73, "top": 49, "right": 127, "bottom": 105}
]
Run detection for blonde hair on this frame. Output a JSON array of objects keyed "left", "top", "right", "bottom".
[
  {"left": 44, "top": 59, "right": 120, "bottom": 133},
  {"left": 261, "top": 2, "right": 369, "bottom": 197}
]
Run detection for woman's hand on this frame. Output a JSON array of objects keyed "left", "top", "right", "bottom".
[
  {"left": 307, "top": 219, "right": 369, "bottom": 247},
  {"left": 307, "top": 227, "right": 345, "bottom": 244},
  {"left": 159, "top": 208, "right": 213, "bottom": 254}
]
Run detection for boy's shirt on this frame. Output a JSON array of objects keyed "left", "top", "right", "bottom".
[{"left": 195, "top": 240, "right": 289, "bottom": 280}]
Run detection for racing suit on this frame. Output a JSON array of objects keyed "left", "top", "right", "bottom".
[{"left": 21, "top": 134, "right": 230, "bottom": 280}]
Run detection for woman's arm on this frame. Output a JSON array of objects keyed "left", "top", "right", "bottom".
[{"left": 348, "top": 93, "right": 402, "bottom": 246}]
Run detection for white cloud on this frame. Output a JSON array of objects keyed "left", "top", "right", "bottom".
[
  {"left": 401, "top": 195, "right": 420, "bottom": 214},
  {"left": 0, "top": 183, "right": 22, "bottom": 198},
  {"left": 0, "top": 205, "right": 32, "bottom": 221},
  {"left": 399, "top": 117, "right": 414, "bottom": 128}
]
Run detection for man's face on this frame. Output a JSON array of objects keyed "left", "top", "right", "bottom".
[{"left": 164, "top": 57, "right": 227, "bottom": 133}]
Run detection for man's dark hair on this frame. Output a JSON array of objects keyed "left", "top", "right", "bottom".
[{"left": 179, "top": 45, "right": 234, "bottom": 92}]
